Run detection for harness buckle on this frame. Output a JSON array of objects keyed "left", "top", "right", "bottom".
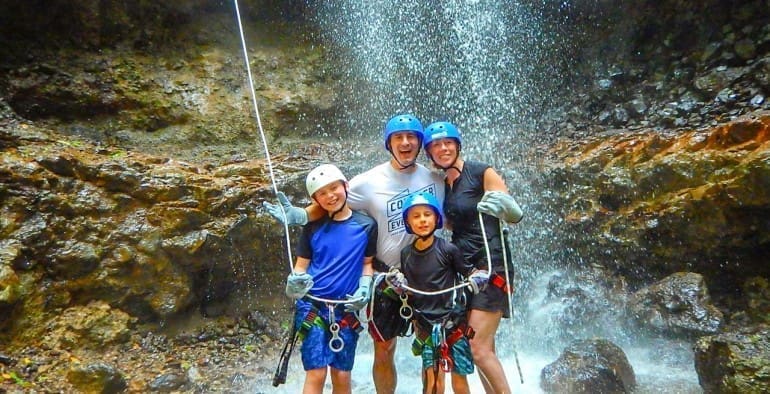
[{"left": 491, "top": 272, "right": 514, "bottom": 294}]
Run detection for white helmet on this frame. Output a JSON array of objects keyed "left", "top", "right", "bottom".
[{"left": 306, "top": 164, "right": 347, "bottom": 197}]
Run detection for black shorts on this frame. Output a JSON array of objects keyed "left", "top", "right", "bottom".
[
  {"left": 469, "top": 270, "right": 513, "bottom": 318},
  {"left": 367, "top": 276, "right": 411, "bottom": 342}
]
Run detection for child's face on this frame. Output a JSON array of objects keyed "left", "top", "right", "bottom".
[
  {"left": 312, "top": 180, "right": 347, "bottom": 212},
  {"left": 406, "top": 205, "right": 437, "bottom": 237}
]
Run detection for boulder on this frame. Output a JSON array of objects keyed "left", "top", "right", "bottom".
[
  {"left": 694, "top": 324, "right": 770, "bottom": 393},
  {"left": 627, "top": 272, "right": 723, "bottom": 337},
  {"left": 67, "top": 362, "right": 127, "bottom": 394},
  {"left": 541, "top": 338, "right": 636, "bottom": 394}
]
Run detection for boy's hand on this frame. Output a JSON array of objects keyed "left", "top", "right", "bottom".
[
  {"left": 345, "top": 275, "right": 373, "bottom": 311},
  {"left": 285, "top": 271, "right": 313, "bottom": 299},
  {"left": 263, "top": 191, "right": 309, "bottom": 226},
  {"left": 389, "top": 270, "right": 408, "bottom": 294},
  {"left": 468, "top": 270, "right": 489, "bottom": 294}
]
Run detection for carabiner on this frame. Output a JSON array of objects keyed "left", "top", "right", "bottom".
[{"left": 399, "top": 293, "right": 413, "bottom": 320}]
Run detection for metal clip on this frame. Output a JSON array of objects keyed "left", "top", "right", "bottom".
[
  {"left": 399, "top": 293, "right": 413, "bottom": 320},
  {"left": 327, "top": 304, "right": 344, "bottom": 353}
]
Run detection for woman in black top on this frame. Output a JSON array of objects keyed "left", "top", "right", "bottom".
[{"left": 422, "top": 121, "right": 523, "bottom": 394}]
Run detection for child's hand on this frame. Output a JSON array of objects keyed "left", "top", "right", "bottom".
[
  {"left": 468, "top": 270, "right": 489, "bottom": 294},
  {"left": 389, "top": 270, "right": 409, "bottom": 294},
  {"left": 263, "top": 191, "right": 309, "bottom": 226},
  {"left": 285, "top": 271, "right": 313, "bottom": 299},
  {"left": 344, "top": 275, "right": 373, "bottom": 311}
]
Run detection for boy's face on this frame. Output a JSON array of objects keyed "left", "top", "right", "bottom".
[
  {"left": 388, "top": 131, "right": 421, "bottom": 164},
  {"left": 312, "top": 180, "right": 347, "bottom": 212},
  {"left": 427, "top": 137, "right": 458, "bottom": 168},
  {"left": 406, "top": 205, "right": 437, "bottom": 237}
]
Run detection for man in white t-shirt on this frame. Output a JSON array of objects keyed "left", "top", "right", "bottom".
[{"left": 264, "top": 114, "right": 444, "bottom": 394}]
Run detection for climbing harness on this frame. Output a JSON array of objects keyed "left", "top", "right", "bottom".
[
  {"left": 412, "top": 317, "right": 475, "bottom": 394},
  {"left": 412, "top": 320, "right": 474, "bottom": 359},
  {"left": 232, "top": 0, "right": 294, "bottom": 270},
  {"left": 479, "top": 210, "right": 525, "bottom": 384},
  {"left": 298, "top": 298, "right": 363, "bottom": 353}
]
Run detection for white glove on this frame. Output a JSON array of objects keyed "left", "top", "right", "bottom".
[
  {"left": 468, "top": 270, "right": 489, "bottom": 294},
  {"left": 476, "top": 191, "right": 523, "bottom": 223},
  {"left": 285, "top": 271, "right": 313, "bottom": 299},
  {"left": 345, "top": 276, "right": 373, "bottom": 311},
  {"left": 263, "top": 191, "right": 309, "bottom": 226},
  {"left": 389, "top": 269, "right": 408, "bottom": 294}
]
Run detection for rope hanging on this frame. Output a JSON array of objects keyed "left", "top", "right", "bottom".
[{"left": 232, "top": 0, "right": 294, "bottom": 270}]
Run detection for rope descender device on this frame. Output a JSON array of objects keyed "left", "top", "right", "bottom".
[
  {"left": 399, "top": 293, "right": 413, "bottom": 320},
  {"left": 327, "top": 304, "right": 344, "bottom": 353}
]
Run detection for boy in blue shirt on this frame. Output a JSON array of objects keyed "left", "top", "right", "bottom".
[{"left": 285, "top": 164, "right": 377, "bottom": 394}]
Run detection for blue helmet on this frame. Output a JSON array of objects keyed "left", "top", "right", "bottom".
[
  {"left": 384, "top": 114, "right": 424, "bottom": 151},
  {"left": 401, "top": 192, "right": 443, "bottom": 234},
  {"left": 423, "top": 121, "right": 462, "bottom": 151}
]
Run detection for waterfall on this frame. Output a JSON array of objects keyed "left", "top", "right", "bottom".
[{"left": 254, "top": 1, "right": 702, "bottom": 392}]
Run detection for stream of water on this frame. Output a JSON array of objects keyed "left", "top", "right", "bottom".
[{"left": 252, "top": 1, "right": 702, "bottom": 392}]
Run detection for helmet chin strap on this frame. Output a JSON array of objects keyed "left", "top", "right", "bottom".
[
  {"left": 429, "top": 150, "right": 461, "bottom": 173},
  {"left": 389, "top": 146, "right": 422, "bottom": 170},
  {"left": 416, "top": 231, "right": 435, "bottom": 242},
  {"left": 407, "top": 225, "right": 436, "bottom": 242},
  {"left": 313, "top": 189, "right": 349, "bottom": 220}
]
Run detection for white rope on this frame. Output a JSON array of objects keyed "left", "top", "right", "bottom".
[
  {"left": 232, "top": 0, "right": 294, "bottom": 269},
  {"left": 305, "top": 294, "right": 365, "bottom": 305},
  {"left": 477, "top": 211, "right": 494, "bottom": 274},
  {"left": 382, "top": 266, "right": 473, "bottom": 296},
  {"left": 398, "top": 280, "right": 471, "bottom": 296}
]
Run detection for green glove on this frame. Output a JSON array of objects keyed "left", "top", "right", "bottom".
[
  {"left": 345, "top": 275, "right": 373, "bottom": 312},
  {"left": 476, "top": 191, "right": 523, "bottom": 223},
  {"left": 263, "top": 191, "right": 308, "bottom": 226}
]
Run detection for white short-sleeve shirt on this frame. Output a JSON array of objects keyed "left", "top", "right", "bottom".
[{"left": 347, "top": 162, "right": 445, "bottom": 268}]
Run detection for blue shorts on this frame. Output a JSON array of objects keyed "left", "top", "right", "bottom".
[
  {"left": 418, "top": 336, "right": 474, "bottom": 376},
  {"left": 295, "top": 299, "right": 360, "bottom": 372}
]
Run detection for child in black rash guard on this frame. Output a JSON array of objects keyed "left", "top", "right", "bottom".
[{"left": 394, "top": 191, "right": 488, "bottom": 394}]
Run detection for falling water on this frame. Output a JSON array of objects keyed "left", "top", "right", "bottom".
[{"left": 254, "top": 1, "right": 701, "bottom": 392}]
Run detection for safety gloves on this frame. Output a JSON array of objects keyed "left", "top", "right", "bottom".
[
  {"left": 345, "top": 275, "right": 373, "bottom": 311},
  {"left": 263, "top": 191, "right": 309, "bottom": 226},
  {"left": 468, "top": 270, "right": 490, "bottom": 294},
  {"left": 285, "top": 271, "right": 314, "bottom": 299},
  {"left": 476, "top": 191, "right": 523, "bottom": 223}
]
